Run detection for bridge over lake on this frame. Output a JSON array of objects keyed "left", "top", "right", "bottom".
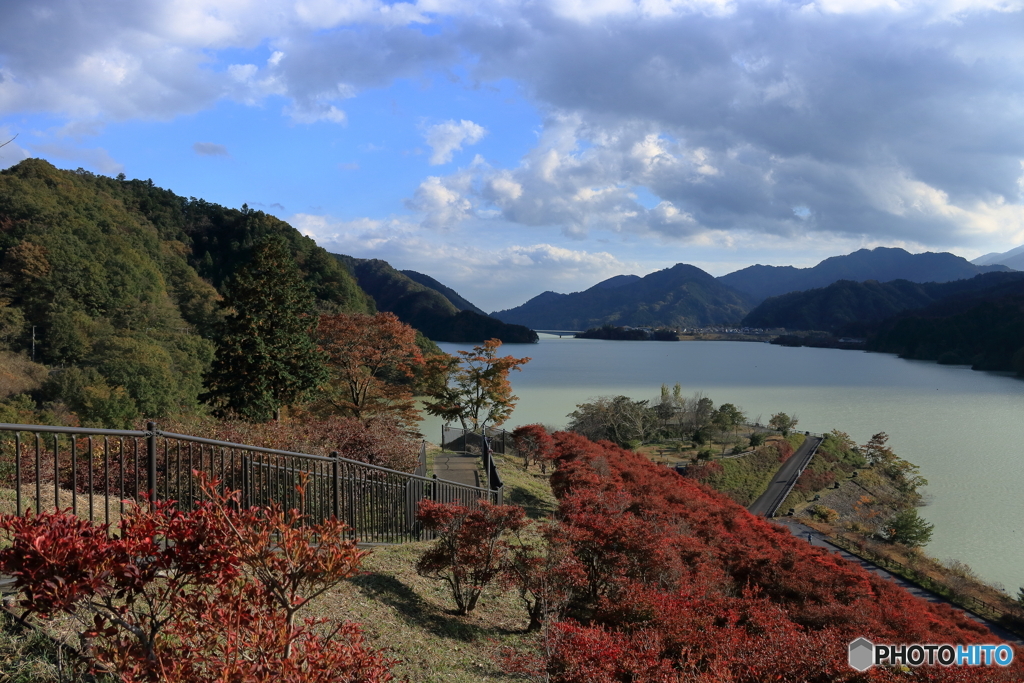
[{"left": 534, "top": 329, "right": 582, "bottom": 338}]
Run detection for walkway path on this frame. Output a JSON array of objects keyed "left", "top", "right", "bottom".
[
  {"left": 771, "top": 518, "right": 1023, "bottom": 646},
  {"left": 431, "top": 452, "right": 481, "bottom": 488},
  {"left": 748, "top": 435, "right": 821, "bottom": 517}
]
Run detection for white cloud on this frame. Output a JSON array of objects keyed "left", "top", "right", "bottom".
[
  {"left": 4, "top": 0, "right": 1024, "bottom": 255},
  {"left": 406, "top": 175, "right": 474, "bottom": 229},
  {"left": 424, "top": 119, "right": 487, "bottom": 165},
  {"left": 289, "top": 211, "right": 637, "bottom": 310}
]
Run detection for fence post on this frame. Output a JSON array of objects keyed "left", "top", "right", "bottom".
[
  {"left": 331, "top": 451, "right": 340, "bottom": 521},
  {"left": 241, "top": 455, "right": 250, "bottom": 509},
  {"left": 146, "top": 421, "right": 158, "bottom": 504}
]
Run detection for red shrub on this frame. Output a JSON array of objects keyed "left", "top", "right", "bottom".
[
  {"left": 416, "top": 499, "right": 527, "bottom": 614},
  {"left": 522, "top": 430, "right": 1023, "bottom": 682},
  {"left": 682, "top": 460, "right": 723, "bottom": 482},
  {"left": 512, "top": 423, "right": 555, "bottom": 470},
  {"left": 0, "top": 475, "right": 394, "bottom": 682},
  {"left": 795, "top": 468, "right": 837, "bottom": 494}
]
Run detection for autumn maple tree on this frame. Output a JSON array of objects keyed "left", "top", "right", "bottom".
[
  {"left": 315, "top": 311, "right": 425, "bottom": 429},
  {"left": 422, "top": 338, "right": 530, "bottom": 431}
]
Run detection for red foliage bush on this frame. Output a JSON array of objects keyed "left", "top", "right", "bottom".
[
  {"left": 507, "top": 430, "right": 1023, "bottom": 682},
  {"left": 773, "top": 436, "right": 795, "bottom": 461},
  {"left": 0, "top": 476, "right": 395, "bottom": 682},
  {"left": 512, "top": 423, "right": 555, "bottom": 470},
  {"left": 416, "top": 499, "right": 527, "bottom": 614},
  {"left": 681, "top": 460, "right": 723, "bottom": 482},
  {"left": 795, "top": 468, "right": 838, "bottom": 494}
]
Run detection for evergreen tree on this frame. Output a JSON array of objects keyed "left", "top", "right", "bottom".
[{"left": 203, "top": 236, "right": 327, "bottom": 422}]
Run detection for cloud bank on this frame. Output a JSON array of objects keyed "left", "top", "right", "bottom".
[{"left": 3, "top": 0, "right": 1024, "bottom": 282}]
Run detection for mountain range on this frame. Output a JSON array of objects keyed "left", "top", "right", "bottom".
[
  {"left": 741, "top": 271, "right": 1024, "bottom": 334},
  {"left": 490, "top": 248, "right": 1009, "bottom": 331},
  {"left": 491, "top": 264, "right": 755, "bottom": 330},
  {"left": 719, "top": 247, "right": 1009, "bottom": 303},
  {"left": 972, "top": 244, "right": 1024, "bottom": 272}
]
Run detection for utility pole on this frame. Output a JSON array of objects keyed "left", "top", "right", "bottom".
[{"left": 31, "top": 326, "right": 35, "bottom": 362}]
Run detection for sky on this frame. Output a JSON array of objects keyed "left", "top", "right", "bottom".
[{"left": 2, "top": 0, "right": 1024, "bottom": 312}]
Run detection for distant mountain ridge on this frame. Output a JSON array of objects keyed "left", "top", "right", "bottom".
[
  {"left": 336, "top": 256, "right": 537, "bottom": 343},
  {"left": 490, "top": 246, "right": 1010, "bottom": 332},
  {"left": 718, "top": 247, "right": 1011, "bottom": 303},
  {"left": 742, "top": 272, "right": 1024, "bottom": 334},
  {"left": 971, "top": 244, "right": 1024, "bottom": 271},
  {"left": 400, "top": 270, "right": 488, "bottom": 316},
  {"left": 491, "top": 264, "right": 755, "bottom": 330}
]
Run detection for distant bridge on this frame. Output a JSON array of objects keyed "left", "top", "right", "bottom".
[{"left": 534, "top": 329, "right": 582, "bottom": 338}]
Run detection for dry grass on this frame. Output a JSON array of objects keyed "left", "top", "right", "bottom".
[
  {"left": 0, "top": 352, "right": 47, "bottom": 402},
  {"left": 310, "top": 542, "right": 537, "bottom": 682},
  {"left": 0, "top": 485, "right": 125, "bottom": 525}
]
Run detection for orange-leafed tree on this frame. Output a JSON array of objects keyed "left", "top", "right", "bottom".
[
  {"left": 315, "top": 312, "right": 424, "bottom": 429},
  {"left": 423, "top": 339, "right": 530, "bottom": 431}
]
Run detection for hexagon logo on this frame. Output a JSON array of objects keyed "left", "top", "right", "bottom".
[{"left": 848, "top": 638, "right": 875, "bottom": 671}]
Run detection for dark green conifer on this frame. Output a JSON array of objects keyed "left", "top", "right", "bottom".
[{"left": 203, "top": 235, "right": 327, "bottom": 421}]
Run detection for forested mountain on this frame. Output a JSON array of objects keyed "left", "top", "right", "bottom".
[
  {"left": 337, "top": 256, "right": 537, "bottom": 343},
  {"left": 399, "top": 270, "right": 488, "bottom": 316},
  {"left": 491, "top": 264, "right": 755, "bottom": 329},
  {"left": 867, "top": 277, "right": 1024, "bottom": 371},
  {"left": 742, "top": 272, "right": 1024, "bottom": 334},
  {"left": 718, "top": 247, "right": 1011, "bottom": 303},
  {"left": 0, "top": 159, "right": 374, "bottom": 426}
]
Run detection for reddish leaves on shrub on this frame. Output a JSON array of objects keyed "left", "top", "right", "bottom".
[
  {"left": 517, "top": 430, "right": 1023, "bottom": 682},
  {"left": 416, "top": 499, "right": 527, "bottom": 614},
  {"left": 512, "top": 424, "right": 555, "bottom": 471},
  {"left": 0, "top": 474, "right": 394, "bottom": 682}
]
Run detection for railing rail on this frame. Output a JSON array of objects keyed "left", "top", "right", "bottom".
[
  {"left": 440, "top": 426, "right": 508, "bottom": 505},
  {"left": 0, "top": 422, "right": 496, "bottom": 544}
]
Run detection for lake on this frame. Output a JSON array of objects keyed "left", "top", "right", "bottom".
[{"left": 425, "top": 335, "right": 1024, "bottom": 594}]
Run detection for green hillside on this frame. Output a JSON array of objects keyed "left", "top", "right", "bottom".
[
  {"left": 338, "top": 256, "right": 537, "bottom": 343},
  {"left": 0, "top": 159, "right": 372, "bottom": 426},
  {"left": 400, "top": 269, "right": 488, "bottom": 315},
  {"left": 867, "top": 278, "right": 1024, "bottom": 372}
]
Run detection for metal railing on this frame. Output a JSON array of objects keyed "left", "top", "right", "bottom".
[
  {"left": 0, "top": 422, "right": 498, "bottom": 544},
  {"left": 440, "top": 426, "right": 508, "bottom": 505}
]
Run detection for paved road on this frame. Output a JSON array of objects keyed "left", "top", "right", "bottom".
[
  {"left": 748, "top": 435, "right": 821, "bottom": 517},
  {"left": 772, "top": 519, "right": 1023, "bottom": 646},
  {"left": 431, "top": 452, "right": 481, "bottom": 488}
]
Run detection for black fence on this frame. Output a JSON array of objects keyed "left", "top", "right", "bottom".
[
  {"left": 0, "top": 422, "right": 497, "bottom": 544},
  {"left": 440, "top": 426, "right": 509, "bottom": 505}
]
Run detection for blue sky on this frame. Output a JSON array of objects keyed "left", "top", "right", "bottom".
[{"left": 3, "top": 0, "right": 1024, "bottom": 312}]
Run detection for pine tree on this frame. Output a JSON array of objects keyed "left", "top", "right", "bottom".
[{"left": 203, "top": 235, "right": 327, "bottom": 422}]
